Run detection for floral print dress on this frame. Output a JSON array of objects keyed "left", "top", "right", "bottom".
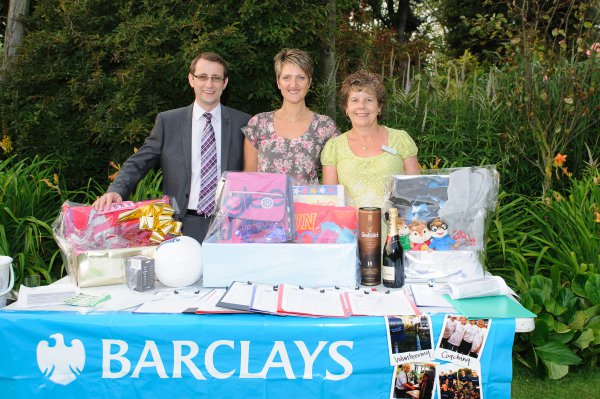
[{"left": 242, "top": 111, "right": 339, "bottom": 184}]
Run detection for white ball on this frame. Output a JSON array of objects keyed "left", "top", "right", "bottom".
[{"left": 154, "top": 236, "right": 202, "bottom": 287}]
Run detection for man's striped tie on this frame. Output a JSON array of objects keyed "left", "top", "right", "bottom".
[{"left": 196, "top": 112, "right": 217, "bottom": 215}]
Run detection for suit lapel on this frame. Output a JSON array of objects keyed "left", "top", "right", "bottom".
[
  {"left": 182, "top": 104, "right": 194, "bottom": 181},
  {"left": 220, "top": 105, "right": 232, "bottom": 172}
]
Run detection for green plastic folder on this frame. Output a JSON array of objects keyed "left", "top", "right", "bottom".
[{"left": 442, "top": 294, "right": 537, "bottom": 319}]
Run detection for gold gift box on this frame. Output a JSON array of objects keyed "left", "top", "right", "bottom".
[{"left": 63, "top": 246, "right": 157, "bottom": 288}]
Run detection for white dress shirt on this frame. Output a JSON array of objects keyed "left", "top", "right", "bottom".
[
  {"left": 188, "top": 102, "right": 223, "bottom": 210},
  {"left": 396, "top": 370, "right": 409, "bottom": 390}
]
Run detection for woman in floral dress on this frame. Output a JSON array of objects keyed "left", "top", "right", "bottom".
[{"left": 242, "top": 48, "right": 339, "bottom": 184}]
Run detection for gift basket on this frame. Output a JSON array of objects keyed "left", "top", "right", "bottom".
[
  {"left": 206, "top": 172, "right": 295, "bottom": 243},
  {"left": 383, "top": 166, "right": 499, "bottom": 283},
  {"left": 202, "top": 173, "right": 359, "bottom": 288},
  {"left": 53, "top": 196, "right": 181, "bottom": 287}
]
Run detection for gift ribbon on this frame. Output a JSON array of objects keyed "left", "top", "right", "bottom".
[{"left": 117, "top": 201, "right": 182, "bottom": 243}]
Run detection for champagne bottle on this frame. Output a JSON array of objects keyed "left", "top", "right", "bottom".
[{"left": 382, "top": 208, "right": 405, "bottom": 288}]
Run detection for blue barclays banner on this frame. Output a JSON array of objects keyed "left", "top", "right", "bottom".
[{"left": 0, "top": 311, "right": 515, "bottom": 398}]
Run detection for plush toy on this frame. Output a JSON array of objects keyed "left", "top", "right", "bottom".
[
  {"left": 428, "top": 218, "right": 459, "bottom": 251},
  {"left": 397, "top": 217, "right": 411, "bottom": 251},
  {"left": 408, "top": 220, "right": 431, "bottom": 251}
]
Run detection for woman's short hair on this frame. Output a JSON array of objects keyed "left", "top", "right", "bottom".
[
  {"left": 189, "top": 52, "right": 229, "bottom": 79},
  {"left": 274, "top": 48, "right": 314, "bottom": 82},
  {"left": 339, "top": 70, "right": 386, "bottom": 111}
]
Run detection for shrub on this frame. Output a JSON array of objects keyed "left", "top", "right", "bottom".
[
  {"left": 0, "top": 156, "right": 65, "bottom": 285},
  {"left": 487, "top": 166, "right": 600, "bottom": 378}
]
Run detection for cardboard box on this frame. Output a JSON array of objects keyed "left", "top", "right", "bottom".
[
  {"left": 126, "top": 256, "right": 155, "bottom": 292},
  {"left": 202, "top": 238, "right": 359, "bottom": 288}
]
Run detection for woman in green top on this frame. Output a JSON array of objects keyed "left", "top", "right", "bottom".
[{"left": 321, "top": 70, "right": 420, "bottom": 209}]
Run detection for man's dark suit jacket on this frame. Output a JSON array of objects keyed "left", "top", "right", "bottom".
[{"left": 108, "top": 103, "right": 251, "bottom": 218}]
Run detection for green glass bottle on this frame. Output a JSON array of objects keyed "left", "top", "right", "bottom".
[{"left": 382, "top": 208, "right": 405, "bottom": 288}]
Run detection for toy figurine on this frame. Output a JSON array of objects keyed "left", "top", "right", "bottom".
[
  {"left": 428, "top": 218, "right": 459, "bottom": 251},
  {"left": 408, "top": 220, "right": 431, "bottom": 251},
  {"left": 397, "top": 217, "right": 411, "bottom": 251}
]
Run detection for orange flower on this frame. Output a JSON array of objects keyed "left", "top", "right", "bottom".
[
  {"left": 108, "top": 171, "right": 119, "bottom": 182},
  {"left": 553, "top": 191, "right": 562, "bottom": 202},
  {"left": 109, "top": 161, "right": 121, "bottom": 171},
  {"left": 554, "top": 153, "right": 567, "bottom": 167},
  {"left": 41, "top": 178, "right": 61, "bottom": 194},
  {"left": 0, "top": 135, "right": 12, "bottom": 154},
  {"left": 108, "top": 161, "right": 121, "bottom": 181}
]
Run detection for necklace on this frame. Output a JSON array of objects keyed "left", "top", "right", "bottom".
[
  {"left": 275, "top": 109, "right": 309, "bottom": 123},
  {"left": 351, "top": 130, "right": 374, "bottom": 151}
]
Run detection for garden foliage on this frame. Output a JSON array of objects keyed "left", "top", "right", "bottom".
[
  {"left": 487, "top": 167, "right": 600, "bottom": 377},
  {"left": 0, "top": 156, "right": 64, "bottom": 284}
]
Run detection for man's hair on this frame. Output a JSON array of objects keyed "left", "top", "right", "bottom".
[
  {"left": 339, "top": 69, "right": 386, "bottom": 112},
  {"left": 273, "top": 48, "right": 314, "bottom": 82},
  {"left": 189, "top": 52, "right": 229, "bottom": 79}
]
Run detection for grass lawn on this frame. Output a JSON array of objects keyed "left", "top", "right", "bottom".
[{"left": 512, "top": 361, "right": 600, "bottom": 398}]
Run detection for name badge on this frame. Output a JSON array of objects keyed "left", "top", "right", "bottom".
[{"left": 381, "top": 145, "right": 397, "bottom": 155}]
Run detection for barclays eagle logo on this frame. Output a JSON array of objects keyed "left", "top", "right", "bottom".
[{"left": 36, "top": 333, "right": 85, "bottom": 385}]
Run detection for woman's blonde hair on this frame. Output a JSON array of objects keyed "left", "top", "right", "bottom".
[{"left": 274, "top": 48, "right": 314, "bottom": 82}]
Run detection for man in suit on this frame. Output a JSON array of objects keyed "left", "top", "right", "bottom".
[{"left": 93, "top": 52, "right": 251, "bottom": 243}]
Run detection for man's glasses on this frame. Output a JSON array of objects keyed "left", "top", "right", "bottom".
[{"left": 191, "top": 74, "right": 225, "bottom": 83}]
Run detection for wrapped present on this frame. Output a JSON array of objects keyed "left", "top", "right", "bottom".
[
  {"left": 68, "top": 246, "right": 157, "bottom": 288},
  {"left": 207, "top": 172, "right": 295, "bottom": 243},
  {"left": 293, "top": 184, "right": 346, "bottom": 206},
  {"left": 53, "top": 196, "right": 181, "bottom": 287},
  {"left": 293, "top": 202, "right": 357, "bottom": 243},
  {"left": 384, "top": 166, "right": 499, "bottom": 283}
]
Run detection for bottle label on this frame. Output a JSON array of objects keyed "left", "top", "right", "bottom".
[{"left": 382, "top": 266, "right": 395, "bottom": 281}]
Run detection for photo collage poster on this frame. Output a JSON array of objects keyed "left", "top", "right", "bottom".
[{"left": 385, "top": 314, "right": 492, "bottom": 399}]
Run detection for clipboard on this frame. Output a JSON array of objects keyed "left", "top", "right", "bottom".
[
  {"left": 193, "top": 289, "right": 249, "bottom": 314},
  {"left": 344, "top": 289, "right": 420, "bottom": 316},
  {"left": 216, "top": 281, "right": 257, "bottom": 311},
  {"left": 248, "top": 284, "right": 281, "bottom": 315},
  {"left": 276, "top": 284, "right": 349, "bottom": 318}
]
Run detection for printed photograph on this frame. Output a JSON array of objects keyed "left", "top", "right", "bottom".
[
  {"left": 390, "top": 362, "right": 436, "bottom": 399},
  {"left": 437, "top": 315, "right": 491, "bottom": 359},
  {"left": 386, "top": 315, "right": 433, "bottom": 354},
  {"left": 437, "top": 364, "right": 482, "bottom": 399}
]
